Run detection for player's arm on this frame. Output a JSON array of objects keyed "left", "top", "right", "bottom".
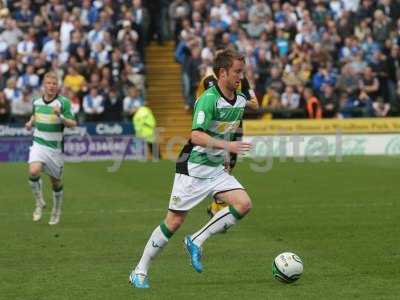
[
  {"left": 191, "top": 96, "right": 250, "bottom": 154},
  {"left": 191, "top": 130, "right": 251, "bottom": 154},
  {"left": 54, "top": 101, "right": 77, "bottom": 128},
  {"left": 246, "top": 96, "right": 259, "bottom": 110},
  {"left": 241, "top": 77, "right": 259, "bottom": 110},
  {"left": 60, "top": 116, "right": 77, "bottom": 128},
  {"left": 25, "top": 115, "right": 35, "bottom": 130}
]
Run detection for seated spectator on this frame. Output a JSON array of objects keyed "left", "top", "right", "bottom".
[
  {"left": 358, "top": 66, "right": 380, "bottom": 102},
  {"left": 42, "top": 31, "right": 60, "bottom": 61},
  {"left": 123, "top": 85, "right": 144, "bottom": 121},
  {"left": 312, "top": 66, "right": 335, "bottom": 95},
  {"left": 1, "top": 19, "right": 23, "bottom": 47},
  {"left": 244, "top": 15, "right": 266, "bottom": 39},
  {"left": 90, "top": 42, "right": 110, "bottom": 68},
  {"left": 265, "top": 66, "right": 284, "bottom": 95},
  {"left": 83, "top": 87, "right": 105, "bottom": 122},
  {"left": 350, "top": 51, "right": 368, "bottom": 75},
  {"left": 283, "top": 62, "right": 307, "bottom": 87},
  {"left": 17, "top": 65, "right": 40, "bottom": 91},
  {"left": 303, "top": 87, "right": 322, "bottom": 119},
  {"left": 338, "top": 92, "right": 354, "bottom": 119},
  {"left": 319, "top": 84, "right": 339, "bottom": 118},
  {"left": 117, "top": 20, "right": 139, "bottom": 45},
  {"left": 10, "top": 88, "right": 32, "bottom": 123},
  {"left": 63, "top": 66, "right": 86, "bottom": 95},
  {"left": 353, "top": 90, "right": 374, "bottom": 117},
  {"left": 104, "top": 87, "right": 123, "bottom": 122},
  {"left": 281, "top": 85, "right": 300, "bottom": 109},
  {"left": 261, "top": 87, "right": 281, "bottom": 110},
  {"left": 4, "top": 78, "right": 22, "bottom": 103},
  {"left": 14, "top": 0, "right": 34, "bottom": 30},
  {"left": 17, "top": 31, "right": 36, "bottom": 64},
  {"left": 0, "top": 90, "right": 10, "bottom": 123},
  {"left": 336, "top": 64, "right": 359, "bottom": 96}
]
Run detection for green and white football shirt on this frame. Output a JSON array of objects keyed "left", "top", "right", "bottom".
[
  {"left": 176, "top": 85, "right": 246, "bottom": 179},
  {"left": 32, "top": 95, "right": 74, "bottom": 151}
]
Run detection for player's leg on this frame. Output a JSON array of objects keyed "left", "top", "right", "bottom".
[
  {"left": 206, "top": 152, "right": 239, "bottom": 218},
  {"left": 49, "top": 176, "right": 63, "bottom": 225},
  {"left": 206, "top": 196, "right": 228, "bottom": 218},
  {"left": 39, "top": 149, "right": 64, "bottom": 225},
  {"left": 28, "top": 161, "right": 46, "bottom": 221},
  {"left": 191, "top": 189, "right": 251, "bottom": 248},
  {"left": 189, "top": 172, "right": 252, "bottom": 254},
  {"left": 130, "top": 210, "right": 186, "bottom": 288},
  {"left": 130, "top": 173, "right": 205, "bottom": 288}
]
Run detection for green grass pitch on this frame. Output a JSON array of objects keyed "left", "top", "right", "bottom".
[{"left": 1, "top": 157, "right": 399, "bottom": 299}]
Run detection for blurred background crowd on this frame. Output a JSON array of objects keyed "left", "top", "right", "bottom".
[
  {"left": 0, "top": 0, "right": 161, "bottom": 124},
  {"left": 176, "top": 0, "right": 400, "bottom": 119},
  {"left": 1, "top": 0, "right": 400, "bottom": 124}
]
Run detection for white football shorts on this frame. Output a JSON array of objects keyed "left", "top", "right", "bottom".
[
  {"left": 28, "top": 143, "right": 64, "bottom": 179},
  {"left": 168, "top": 171, "right": 244, "bottom": 211}
]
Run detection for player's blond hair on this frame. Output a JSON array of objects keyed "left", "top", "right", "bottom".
[{"left": 43, "top": 71, "right": 59, "bottom": 83}]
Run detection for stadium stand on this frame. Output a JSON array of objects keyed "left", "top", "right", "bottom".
[
  {"left": 0, "top": 0, "right": 158, "bottom": 124},
  {"left": 1, "top": 0, "right": 400, "bottom": 126},
  {"left": 172, "top": 0, "right": 400, "bottom": 119}
]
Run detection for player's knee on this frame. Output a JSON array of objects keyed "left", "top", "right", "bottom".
[
  {"left": 51, "top": 180, "right": 62, "bottom": 191},
  {"left": 241, "top": 199, "right": 252, "bottom": 214},
  {"left": 29, "top": 166, "right": 41, "bottom": 178},
  {"left": 165, "top": 213, "right": 186, "bottom": 231},
  {"left": 236, "top": 198, "right": 252, "bottom": 216}
]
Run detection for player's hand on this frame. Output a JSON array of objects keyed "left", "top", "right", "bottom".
[
  {"left": 246, "top": 97, "right": 259, "bottom": 110},
  {"left": 25, "top": 120, "right": 33, "bottom": 130},
  {"left": 53, "top": 106, "right": 61, "bottom": 116},
  {"left": 227, "top": 141, "right": 252, "bottom": 154},
  {"left": 224, "top": 161, "right": 232, "bottom": 173}
]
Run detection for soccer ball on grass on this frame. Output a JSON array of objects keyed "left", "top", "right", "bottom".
[{"left": 272, "top": 252, "right": 303, "bottom": 283}]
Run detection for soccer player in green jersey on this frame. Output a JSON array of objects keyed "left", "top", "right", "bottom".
[
  {"left": 196, "top": 67, "right": 259, "bottom": 219},
  {"left": 25, "top": 72, "right": 77, "bottom": 225},
  {"left": 129, "top": 49, "right": 252, "bottom": 288}
]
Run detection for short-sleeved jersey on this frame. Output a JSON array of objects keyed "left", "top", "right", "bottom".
[
  {"left": 32, "top": 95, "right": 74, "bottom": 151},
  {"left": 196, "top": 74, "right": 254, "bottom": 101},
  {"left": 176, "top": 85, "right": 246, "bottom": 179}
]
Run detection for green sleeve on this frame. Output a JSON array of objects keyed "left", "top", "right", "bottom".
[
  {"left": 61, "top": 98, "right": 75, "bottom": 120},
  {"left": 192, "top": 94, "right": 215, "bottom": 131}
]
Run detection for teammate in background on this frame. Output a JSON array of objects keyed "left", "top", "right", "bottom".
[
  {"left": 25, "top": 72, "right": 77, "bottom": 225},
  {"left": 196, "top": 64, "right": 259, "bottom": 218},
  {"left": 196, "top": 68, "right": 259, "bottom": 110},
  {"left": 129, "top": 49, "right": 253, "bottom": 288}
]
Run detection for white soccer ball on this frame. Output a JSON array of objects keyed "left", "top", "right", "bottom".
[{"left": 272, "top": 252, "right": 303, "bottom": 283}]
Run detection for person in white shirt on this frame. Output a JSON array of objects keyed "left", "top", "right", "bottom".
[
  {"left": 17, "top": 32, "right": 36, "bottom": 64},
  {"left": 1, "top": 19, "right": 23, "bottom": 47},
  {"left": 83, "top": 87, "right": 104, "bottom": 122},
  {"left": 4, "top": 78, "right": 22, "bottom": 103},
  {"left": 123, "top": 85, "right": 143, "bottom": 120},
  {"left": 11, "top": 88, "right": 32, "bottom": 123},
  {"left": 60, "top": 12, "right": 75, "bottom": 51},
  {"left": 17, "top": 65, "right": 40, "bottom": 91},
  {"left": 42, "top": 31, "right": 60, "bottom": 61},
  {"left": 281, "top": 85, "right": 301, "bottom": 109}
]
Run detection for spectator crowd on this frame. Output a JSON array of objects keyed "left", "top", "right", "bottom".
[
  {"left": 1, "top": 0, "right": 400, "bottom": 124},
  {"left": 0, "top": 0, "right": 171, "bottom": 124},
  {"left": 174, "top": 0, "right": 400, "bottom": 118}
]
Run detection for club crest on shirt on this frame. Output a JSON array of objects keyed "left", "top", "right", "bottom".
[{"left": 197, "top": 111, "right": 205, "bottom": 125}]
